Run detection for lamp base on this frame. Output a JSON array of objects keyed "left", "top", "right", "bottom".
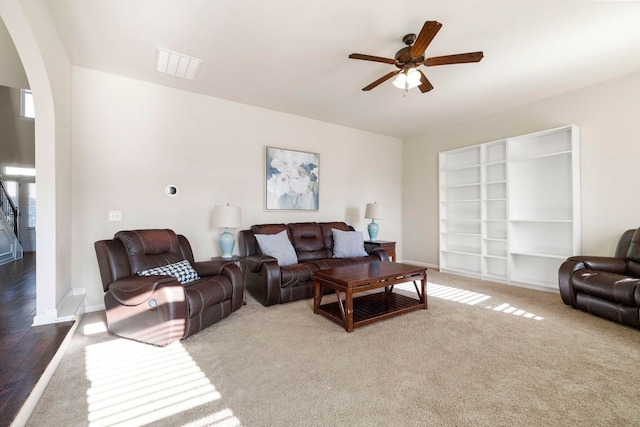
[
  {"left": 367, "top": 220, "right": 379, "bottom": 241},
  {"left": 219, "top": 228, "right": 236, "bottom": 259}
]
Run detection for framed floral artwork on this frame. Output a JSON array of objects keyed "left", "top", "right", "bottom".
[{"left": 265, "top": 146, "right": 319, "bottom": 210}]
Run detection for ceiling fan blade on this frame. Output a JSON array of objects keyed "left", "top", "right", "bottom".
[
  {"left": 426, "top": 51, "right": 484, "bottom": 66},
  {"left": 349, "top": 53, "right": 396, "bottom": 65},
  {"left": 417, "top": 70, "right": 434, "bottom": 93},
  {"left": 362, "top": 70, "right": 400, "bottom": 91},
  {"left": 410, "top": 21, "right": 442, "bottom": 58}
]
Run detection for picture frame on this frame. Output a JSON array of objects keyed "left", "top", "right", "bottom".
[{"left": 265, "top": 146, "right": 319, "bottom": 210}]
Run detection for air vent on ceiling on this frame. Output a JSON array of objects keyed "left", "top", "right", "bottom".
[{"left": 155, "top": 47, "right": 203, "bottom": 81}]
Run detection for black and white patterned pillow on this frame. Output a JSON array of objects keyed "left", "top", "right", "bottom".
[{"left": 137, "top": 260, "right": 201, "bottom": 284}]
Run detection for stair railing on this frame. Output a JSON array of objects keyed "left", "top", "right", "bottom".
[{"left": 0, "top": 176, "right": 19, "bottom": 237}]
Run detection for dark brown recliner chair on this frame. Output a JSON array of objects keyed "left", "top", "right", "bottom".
[
  {"left": 559, "top": 228, "right": 640, "bottom": 329},
  {"left": 95, "top": 229, "right": 243, "bottom": 346}
]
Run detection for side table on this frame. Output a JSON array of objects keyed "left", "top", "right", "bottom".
[
  {"left": 364, "top": 240, "right": 396, "bottom": 262},
  {"left": 211, "top": 255, "right": 244, "bottom": 263}
]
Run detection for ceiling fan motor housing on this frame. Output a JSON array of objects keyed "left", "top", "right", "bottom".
[{"left": 394, "top": 46, "right": 424, "bottom": 68}]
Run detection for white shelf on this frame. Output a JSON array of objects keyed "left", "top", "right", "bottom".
[
  {"left": 439, "top": 125, "right": 580, "bottom": 290},
  {"left": 510, "top": 251, "right": 569, "bottom": 260},
  {"left": 442, "top": 199, "right": 481, "bottom": 203},
  {"left": 485, "top": 254, "right": 507, "bottom": 260},
  {"left": 440, "top": 183, "right": 481, "bottom": 189},
  {"left": 510, "top": 219, "right": 573, "bottom": 223},
  {"left": 441, "top": 249, "right": 481, "bottom": 256},
  {"left": 441, "top": 164, "right": 481, "bottom": 172},
  {"left": 510, "top": 150, "right": 572, "bottom": 162}
]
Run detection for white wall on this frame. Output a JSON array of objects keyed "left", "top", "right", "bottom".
[
  {"left": 403, "top": 71, "right": 640, "bottom": 267},
  {"left": 72, "top": 67, "right": 403, "bottom": 308}
]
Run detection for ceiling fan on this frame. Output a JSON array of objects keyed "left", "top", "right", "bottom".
[{"left": 349, "top": 21, "right": 483, "bottom": 93}]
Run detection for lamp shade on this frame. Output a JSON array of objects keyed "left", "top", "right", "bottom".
[
  {"left": 365, "top": 202, "right": 384, "bottom": 220},
  {"left": 212, "top": 204, "right": 241, "bottom": 228}
]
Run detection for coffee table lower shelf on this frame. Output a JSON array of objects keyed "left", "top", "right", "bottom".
[{"left": 318, "top": 291, "right": 423, "bottom": 330}]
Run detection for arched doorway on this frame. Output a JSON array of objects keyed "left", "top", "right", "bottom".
[{"left": 0, "top": 0, "right": 73, "bottom": 325}]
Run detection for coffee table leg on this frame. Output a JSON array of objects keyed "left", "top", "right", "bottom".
[
  {"left": 313, "top": 279, "right": 321, "bottom": 314},
  {"left": 345, "top": 288, "right": 354, "bottom": 332}
]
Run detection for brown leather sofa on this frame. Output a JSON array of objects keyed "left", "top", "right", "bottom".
[
  {"left": 559, "top": 228, "right": 640, "bottom": 329},
  {"left": 238, "top": 221, "right": 389, "bottom": 306},
  {"left": 95, "top": 229, "right": 243, "bottom": 346}
]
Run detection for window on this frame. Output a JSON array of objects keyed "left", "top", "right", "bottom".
[
  {"left": 5, "top": 180, "right": 18, "bottom": 204},
  {"left": 20, "top": 88, "right": 35, "bottom": 119},
  {"left": 28, "top": 183, "right": 36, "bottom": 228},
  {"left": 4, "top": 166, "right": 36, "bottom": 177}
]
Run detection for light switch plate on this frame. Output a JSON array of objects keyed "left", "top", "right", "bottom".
[{"left": 108, "top": 210, "right": 122, "bottom": 221}]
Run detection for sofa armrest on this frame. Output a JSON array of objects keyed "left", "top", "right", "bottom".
[
  {"left": 245, "top": 254, "right": 278, "bottom": 272},
  {"left": 216, "top": 263, "right": 244, "bottom": 311},
  {"left": 559, "top": 256, "right": 628, "bottom": 308},
  {"left": 558, "top": 259, "right": 585, "bottom": 307},
  {"left": 192, "top": 259, "right": 235, "bottom": 277},
  {"left": 242, "top": 254, "right": 282, "bottom": 306},
  {"left": 108, "top": 275, "right": 179, "bottom": 306},
  {"left": 368, "top": 247, "right": 390, "bottom": 262},
  {"left": 566, "top": 256, "right": 627, "bottom": 274}
]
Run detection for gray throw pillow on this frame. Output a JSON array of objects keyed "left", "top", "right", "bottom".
[
  {"left": 255, "top": 230, "right": 299, "bottom": 266},
  {"left": 332, "top": 228, "right": 368, "bottom": 258}
]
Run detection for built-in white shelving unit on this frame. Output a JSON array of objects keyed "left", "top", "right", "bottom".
[{"left": 439, "top": 125, "right": 580, "bottom": 291}]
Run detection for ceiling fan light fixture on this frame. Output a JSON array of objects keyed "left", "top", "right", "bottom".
[
  {"left": 392, "top": 72, "right": 407, "bottom": 89},
  {"left": 392, "top": 68, "right": 421, "bottom": 90},
  {"left": 406, "top": 68, "right": 421, "bottom": 87}
]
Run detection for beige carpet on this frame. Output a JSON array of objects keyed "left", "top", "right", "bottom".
[{"left": 27, "top": 271, "right": 640, "bottom": 427}]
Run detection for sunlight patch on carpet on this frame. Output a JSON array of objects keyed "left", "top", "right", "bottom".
[
  {"left": 84, "top": 321, "right": 108, "bottom": 335},
  {"left": 394, "top": 281, "right": 544, "bottom": 320},
  {"left": 491, "top": 302, "right": 544, "bottom": 320},
  {"left": 84, "top": 337, "right": 242, "bottom": 426},
  {"left": 426, "top": 282, "right": 492, "bottom": 305}
]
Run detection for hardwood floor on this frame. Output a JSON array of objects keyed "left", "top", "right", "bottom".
[{"left": 0, "top": 254, "right": 74, "bottom": 427}]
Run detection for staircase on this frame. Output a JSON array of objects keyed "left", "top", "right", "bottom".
[{"left": 0, "top": 177, "right": 23, "bottom": 265}]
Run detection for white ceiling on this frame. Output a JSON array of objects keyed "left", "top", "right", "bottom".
[{"left": 43, "top": 0, "right": 640, "bottom": 139}]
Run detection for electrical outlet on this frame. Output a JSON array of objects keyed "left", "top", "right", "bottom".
[{"left": 108, "top": 210, "right": 122, "bottom": 221}]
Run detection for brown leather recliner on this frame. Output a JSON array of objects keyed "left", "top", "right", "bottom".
[
  {"left": 95, "top": 229, "right": 243, "bottom": 346},
  {"left": 559, "top": 228, "right": 640, "bottom": 329}
]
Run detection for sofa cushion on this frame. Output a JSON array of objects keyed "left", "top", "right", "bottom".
[
  {"left": 255, "top": 230, "right": 299, "bottom": 266},
  {"left": 116, "top": 229, "right": 184, "bottom": 273},
  {"left": 311, "top": 258, "right": 360, "bottom": 270},
  {"left": 572, "top": 269, "right": 640, "bottom": 306},
  {"left": 281, "top": 263, "right": 318, "bottom": 288},
  {"left": 318, "top": 222, "right": 349, "bottom": 256},
  {"left": 137, "top": 260, "right": 201, "bottom": 284},
  {"left": 332, "top": 229, "right": 368, "bottom": 258},
  {"left": 251, "top": 223, "right": 288, "bottom": 236},
  {"left": 288, "top": 222, "right": 326, "bottom": 261}
]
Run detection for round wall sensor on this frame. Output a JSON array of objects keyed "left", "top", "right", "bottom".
[{"left": 165, "top": 185, "right": 179, "bottom": 197}]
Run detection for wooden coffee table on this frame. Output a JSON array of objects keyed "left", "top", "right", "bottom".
[{"left": 313, "top": 262, "right": 427, "bottom": 332}]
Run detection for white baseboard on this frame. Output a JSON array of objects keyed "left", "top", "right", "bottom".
[
  {"left": 402, "top": 259, "right": 439, "bottom": 270},
  {"left": 32, "top": 287, "right": 86, "bottom": 326}
]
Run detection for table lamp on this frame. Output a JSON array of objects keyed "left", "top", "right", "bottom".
[
  {"left": 212, "top": 203, "right": 241, "bottom": 259},
  {"left": 364, "top": 202, "right": 384, "bottom": 241}
]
